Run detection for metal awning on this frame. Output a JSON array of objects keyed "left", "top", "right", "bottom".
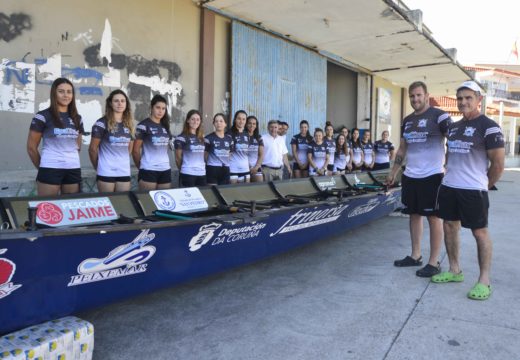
[{"left": 202, "top": 0, "right": 473, "bottom": 95}]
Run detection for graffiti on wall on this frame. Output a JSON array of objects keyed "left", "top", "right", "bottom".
[
  {"left": 0, "top": 59, "right": 35, "bottom": 113},
  {"left": 0, "top": 12, "right": 32, "bottom": 42},
  {"left": 1, "top": 16, "right": 185, "bottom": 138}
]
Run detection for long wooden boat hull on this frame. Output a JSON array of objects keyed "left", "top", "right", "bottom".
[{"left": 0, "top": 174, "right": 401, "bottom": 335}]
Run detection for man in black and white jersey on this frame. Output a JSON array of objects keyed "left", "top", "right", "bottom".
[
  {"left": 387, "top": 81, "right": 452, "bottom": 277},
  {"left": 431, "top": 81, "right": 505, "bottom": 301}
]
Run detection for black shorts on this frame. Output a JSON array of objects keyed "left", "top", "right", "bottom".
[
  {"left": 206, "top": 165, "right": 230, "bottom": 185},
  {"left": 138, "top": 169, "right": 171, "bottom": 184},
  {"left": 97, "top": 175, "right": 131, "bottom": 183},
  {"left": 373, "top": 162, "right": 390, "bottom": 171},
  {"left": 327, "top": 164, "right": 334, "bottom": 171},
  {"left": 36, "top": 167, "right": 81, "bottom": 185},
  {"left": 437, "top": 185, "right": 489, "bottom": 229},
  {"left": 401, "top": 173, "right": 443, "bottom": 216},
  {"left": 292, "top": 162, "right": 308, "bottom": 171},
  {"left": 230, "top": 171, "right": 250, "bottom": 180},
  {"left": 180, "top": 173, "right": 207, "bottom": 187}
]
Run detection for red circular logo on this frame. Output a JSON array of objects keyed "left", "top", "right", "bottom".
[
  {"left": 0, "top": 258, "right": 15, "bottom": 285},
  {"left": 36, "top": 202, "right": 63, "bottom": 225}
]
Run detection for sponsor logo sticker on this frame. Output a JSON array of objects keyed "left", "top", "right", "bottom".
[
  {"left": 68, "top": 229, "right": 156, "bottom": 286},
  {"left": 347, "top": 198, "right": 380, "bottom": 218},
  {"left": 29, "top": 197, "right": 118, "bottom": 227},
  {"left": 0, "top": 249, "right": 22, "bottom": 300},
  {"left": 270, "top": 204, "right": 350, "bottom": 237},
  {"left": 188, "top": 222, "right": 266, "bottom": 252}
]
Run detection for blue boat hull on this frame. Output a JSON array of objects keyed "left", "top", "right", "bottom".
[{"left": 0, "top": 189, "right": 400, "bottom": 335}]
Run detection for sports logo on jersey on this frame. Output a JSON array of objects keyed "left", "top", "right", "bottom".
[
  {"left": 463, "top": 127, "right": 476, "bottom": 137},
  {"left": 68, "top": 229, "right": 156, "bottom": 286},
  {"left": 448, "top": 128, "right": 458, "bottom": 137},
  {"left": 404, "top": 122, "right": 413, "bottom": 131},
  {"left": 418, "top": 119, "right": 428, "bottom": 128},
  {"left": 0, "top": 249, "right": 22, "bottom": 300}
]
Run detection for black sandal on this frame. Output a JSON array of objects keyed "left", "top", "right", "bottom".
[{"left": 394, "top": 255, "right": 422, "bottom": 267}]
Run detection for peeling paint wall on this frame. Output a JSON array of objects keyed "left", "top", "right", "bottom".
[{"left": 0, "top": 0, "right": 201, "bottom": 170}]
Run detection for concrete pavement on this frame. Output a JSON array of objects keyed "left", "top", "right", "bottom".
[{"left": 81, "top": 169, "right": 520, "bottom": 360}]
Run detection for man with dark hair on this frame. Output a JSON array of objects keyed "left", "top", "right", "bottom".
[
  {"left": 387, "top": 81, "right": 452, "bottom": 277},
  {"left": 432, "top": 81, "right": 504, "bottom": 300}
]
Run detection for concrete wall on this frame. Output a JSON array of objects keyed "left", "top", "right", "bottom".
[
  {"left": 326, "top": 62, "right": 357, "bottom": 131},
  {"left": 371, "top": 76, "right": 403, "bottom": 146},
  {"left": 0, "top": 0, "right": 201, "bottom": 170}
]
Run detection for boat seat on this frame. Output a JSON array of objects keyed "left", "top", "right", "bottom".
[
  {"left": 272, "top": 178, "right": 321, "bottom": 199},
  {"left": 368, "top": 169, "right": 388, "bottom": 185},
  {"left": 343, "top": 172, "right": 384, "bottom": 191},
  {"left": 133, "top": 186, "right": 222, "bottom": 216},
  {"left": 311, "top": 175, "right": 350, "bottom": 191},
  {"left": 0, "top": 192, "right": 140, "bottom": 229},
  {"left": 214, "top": 182, "right": 281, "bottom": 207}
]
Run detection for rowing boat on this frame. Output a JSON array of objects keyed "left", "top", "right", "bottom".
[{"left": 0, "top": 170, "right": 401, "bottom": 335}]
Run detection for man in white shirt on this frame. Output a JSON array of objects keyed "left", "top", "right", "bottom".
[{"left": 262, "top": 120, "right": 292, "bottom": 181}]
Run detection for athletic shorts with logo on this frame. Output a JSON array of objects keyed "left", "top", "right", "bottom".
[
  {"left": 436, "top": 185, "right": 489, "bottom": 229},
  {"left": 401, "top": 173, "right": 442, "bottom": 216}
]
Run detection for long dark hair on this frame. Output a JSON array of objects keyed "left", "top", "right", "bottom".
[
  {"left": 231, "top": 110, "right": 247, "bottom": 136},
  {"left": 105, "top": 89, "right": 134, "bottom": 136},
  {"left": 336, "top": 133, "right": 348, "bottom": 155},
  {"left": 150, "top": 94, "right": 171, "bottom": 137},
  {"left": 246, "top": 115, "right": 261, "bottom": 141},
  {"left": 300, "top": 120, "right": 313, "bottom": 142},
  {"left": 49, "top": 77, "right": 81, "bottom": 129},
  {"left": 182, "top": 109, "right": 204, "bottom": 141},
  {"left": 351, "top": 127, "right": 362, "bottom": 148}
]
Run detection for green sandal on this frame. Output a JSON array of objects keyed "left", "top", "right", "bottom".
[
  {"left": 467, "top": 283, "right": 491, "bottom": 300},
  {"left": 431, "top": 271, "right": 464, "bottom": 283}
]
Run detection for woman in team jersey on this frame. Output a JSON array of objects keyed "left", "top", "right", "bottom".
[
  {"left": 291, "top": 120, "right": 312, "bottom": 178},
  {"left": 373, "top": 130, "right": 395, "bottom": 170},
  {"left": 350, "top": 127, "right": 364, "bottom": 171},
  {"left": 361, "top": 130, "right": 375, "bottom": 171},
  {"left": 246, "top": 115, "right": 264, "bottom": 182},
  {"left": 205, "top": 113, "right": 233, "bottom": 185},
  {"left": 228, "top": 110, "right": 250, "bottom": 183},
  {"left": 89, "top": 90, "right": 134, "bottom": 192},
  {"left": 175, "top": 109, "right": 206, "bottom": 187},
  {"left": 333, "top": 133, "right": 352, "bottom": 175},
  {"left": 132, "top": 94, "right": 172, "bottom": 190},
  {"left": 27, "top": 77, "right": 84, "bottom": 196},
  {"left": 307, "top": 128, "right": 329, "bottom": 177},
  {"left": 324, "top": 122, "right": 336, "bottom": 175}
]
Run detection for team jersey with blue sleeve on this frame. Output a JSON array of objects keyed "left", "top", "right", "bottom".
[
  {"left": 308, "top": 141, "right": 328, "bottom": 169},
  {"left": 248, "top": 135, "right": 264, "bottom": 168},
  {"left": 91, "top": 117, "right": 133, "bottom": 177},
  {"left": 229, "top": 130, "right": 250, "bottom": 173},
  {"left": 401, "top": 107, "right": 452, "bottom": 178},
  {"left": 374, "top": 140, "right": 394, "bottom": 164},
  {"left": 135, "top": 118, "right": 171, "bottom": 171},
  {"left": 324, "top": 137, "right": 336, "bottom": 164},
  {"left": 443, "top": 116, "right": 504, "bottom": 191},
  {"left": 205, "top": 132, "right": 233, "bottom": 167},
  {"left": 175, "top": 134, "right": 206, "bottom": 176},
  {"left": 29, "top": 108, "right": 84, "bottom": 169},
  {"left": 291, "top": 134, "right": 311, "bottom": 165},
  {"left": 362, "top": 141, "right": 374, "bottom": 164}
]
